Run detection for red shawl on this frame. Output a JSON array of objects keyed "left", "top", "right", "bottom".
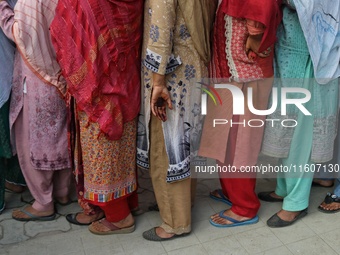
[
  {"left": 50, "top": 0, "right": 143, "bottom": 140},
  {"left": 221, "top": 0, "right": 282, "bottom": 52}
]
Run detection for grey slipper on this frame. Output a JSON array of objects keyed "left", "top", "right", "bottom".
[
  {"left": 142, "top": 228, "right": 189, "bottom": 241},
  {"left": 267, "top": 208, "right": 308, "bottom": 228}
]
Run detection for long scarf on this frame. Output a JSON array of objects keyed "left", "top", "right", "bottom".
[
  {"left": 220, "top": 0, "right": 282, "bottom": 52},
  {"left": 50, "top": 0, "right": 143, "bottom": 140},
  {"left": 12, "top": 0, "right": 66, "bottom": 96},
  {"left": 178, "top": 0, "right": 218, "bottom": 64},
  {"left": 0, "top": 0, "right": 17, "bottom": 108}
]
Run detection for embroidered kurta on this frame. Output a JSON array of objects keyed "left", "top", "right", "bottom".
[
  {"left": 198, "top": 0, "right": 281, "bottom": 168},
  {"left": 137, "top": 0, "right": 209, "bottom": 182},
  {"left": 0, "top": 0, "right": 70, "bottom": 171},
  {"left": 50, "top": 0, "right": 143, "bottom": 210},
  {"left": 262, "top": 2, "right": 338, "bottom": 163}
]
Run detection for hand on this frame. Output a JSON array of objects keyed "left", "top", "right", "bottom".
[
  {"left": 245, "top": 34, "right": 271, "bottom": 60},
  {"left": 151, "top": 73, "right": 173, "bottom": 122}
]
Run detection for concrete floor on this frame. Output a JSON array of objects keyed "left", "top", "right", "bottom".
[{"left": 1, "top": 155, "right": 339, "bottom": 255}]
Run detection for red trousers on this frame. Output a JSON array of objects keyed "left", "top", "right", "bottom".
[
  {"left": 98, "top": 191, "right": 138, "bottom": 222},
  {"left": 219, "top": 175, "right": 260, "bottom": 218},
  {"left": 218, "top": 115, "right": 260, "bottom": 218}
]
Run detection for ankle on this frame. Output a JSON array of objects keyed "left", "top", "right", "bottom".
[
  {"left": 55, "top": 196, "right": 69, "bottom": 203},
  {"left": 155, "top": 227, "right": 174, "bottom": 238},
  {"left": 121, "top": 213, "right": 134, "bottom": 225},
  {"left": 109, "top": 213, "right": 134, "bottom": 227},
  {"left": 271, "top": 192, "right": 283, "bottom": 199}
]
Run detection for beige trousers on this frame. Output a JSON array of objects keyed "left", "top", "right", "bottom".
[{"left": 149, "top": 115, "right": 192, "bottom": 235}]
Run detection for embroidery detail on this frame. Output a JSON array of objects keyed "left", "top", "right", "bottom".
[
  {"left": 179, "top": 24, "right": 191, "bottom": 40},
  {"left": 144, "top": 49, "right": 162, "bottom": 72},
  {"left": 144, "top": 49, "right": 182, "bottom": 74},
  {"left": 149, "top": 24, "right": 160, "bottom": 42},
  {"left": 166, "top": 55, "right": 182, "bottom": 74},
  {"left": 166, "top": 156, "right": 190, "bottom": 183},
  {"left": 184, "top": 64, "right": 196, "bottom": 80}
]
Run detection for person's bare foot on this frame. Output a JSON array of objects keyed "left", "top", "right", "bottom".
[
  {"left": 210, "top": 209, "right": 252, "bottom": 225},
  {"left": 12, "top": 205, "right": 54, "bottom": 220},
  {"left": 90, "top": 213, "right": 134, "bottom": 232},
  {"left": 276, "top": 209, "right": 302, "bottom": 221},
  {"left": 313, "top": 179, "right": 334, "bottom": 187},
  {"left": 318, "top": 193, "right": 340, "bottom": 213},
  {"left": 319, "top": 201, "right": 340, "bottom": 212},
  {"left": 5, "top": 182, "right": 25, "bottom": 193}
]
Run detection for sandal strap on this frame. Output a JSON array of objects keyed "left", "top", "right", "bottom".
[
  {"left": 218, "top": 211, "right": 241, "bottom": 223},
  {"left": 324, "top": 193, "right": 340, "bottom": 204},
  {"left": 99, "top": 219, "right": 121, "bottom": 231}
]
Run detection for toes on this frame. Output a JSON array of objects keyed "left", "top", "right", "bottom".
[
  {"left": 12, "top": 211, "right": 21, "bottom": 218},
  {"left": 210, "top": 215, "right": 232, "bottom": 225},
  {"left": 91, "top": 220, "right": 111, "bottom": 232},
  {"left": 90, "top": 221, "right": 103, "bottom": 232},
  {"left": 210, "top": 213, "right": 220, "bottom": 220},
  {"left": 12, "top": 210, "right": 28, "bottom": 219}
]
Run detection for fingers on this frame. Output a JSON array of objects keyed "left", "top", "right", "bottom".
[
  {"left": 166, "top": 97, "right": 173, "bottom": 110},
  {"left": 247, "top": 50, "right": 257, "bottom": 60},
  {"left": 150, "top": 86, "right": 172, "bottom": 122},
  {"left": 157, "top": 106, "right": 167, "bottom": 122},
  {"left": 154, "top": 97, "right": 166, "bottom": 121},
  {"left": 151, "top": 102, "right": 157, "bottom": 117},
  {"left": 151, "top": 97, "right": 167, "bottom": 121},
  {"left": 151, "top": 103, "right": 167, "bottom": 122},
  {"left": 245, "top": 37, "right": 251, "bottom": 53}
]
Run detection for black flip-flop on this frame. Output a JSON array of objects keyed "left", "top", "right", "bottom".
[
  {"left": 66, "top": 212, "right": 104, "bottom": 226},
  {"left": 318, "top": 193, "right": 340, "bottom": 214}
]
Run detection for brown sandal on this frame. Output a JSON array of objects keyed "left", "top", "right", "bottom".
[{"left": 88, "top": 218, "right": 135, "bottom": 235}]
